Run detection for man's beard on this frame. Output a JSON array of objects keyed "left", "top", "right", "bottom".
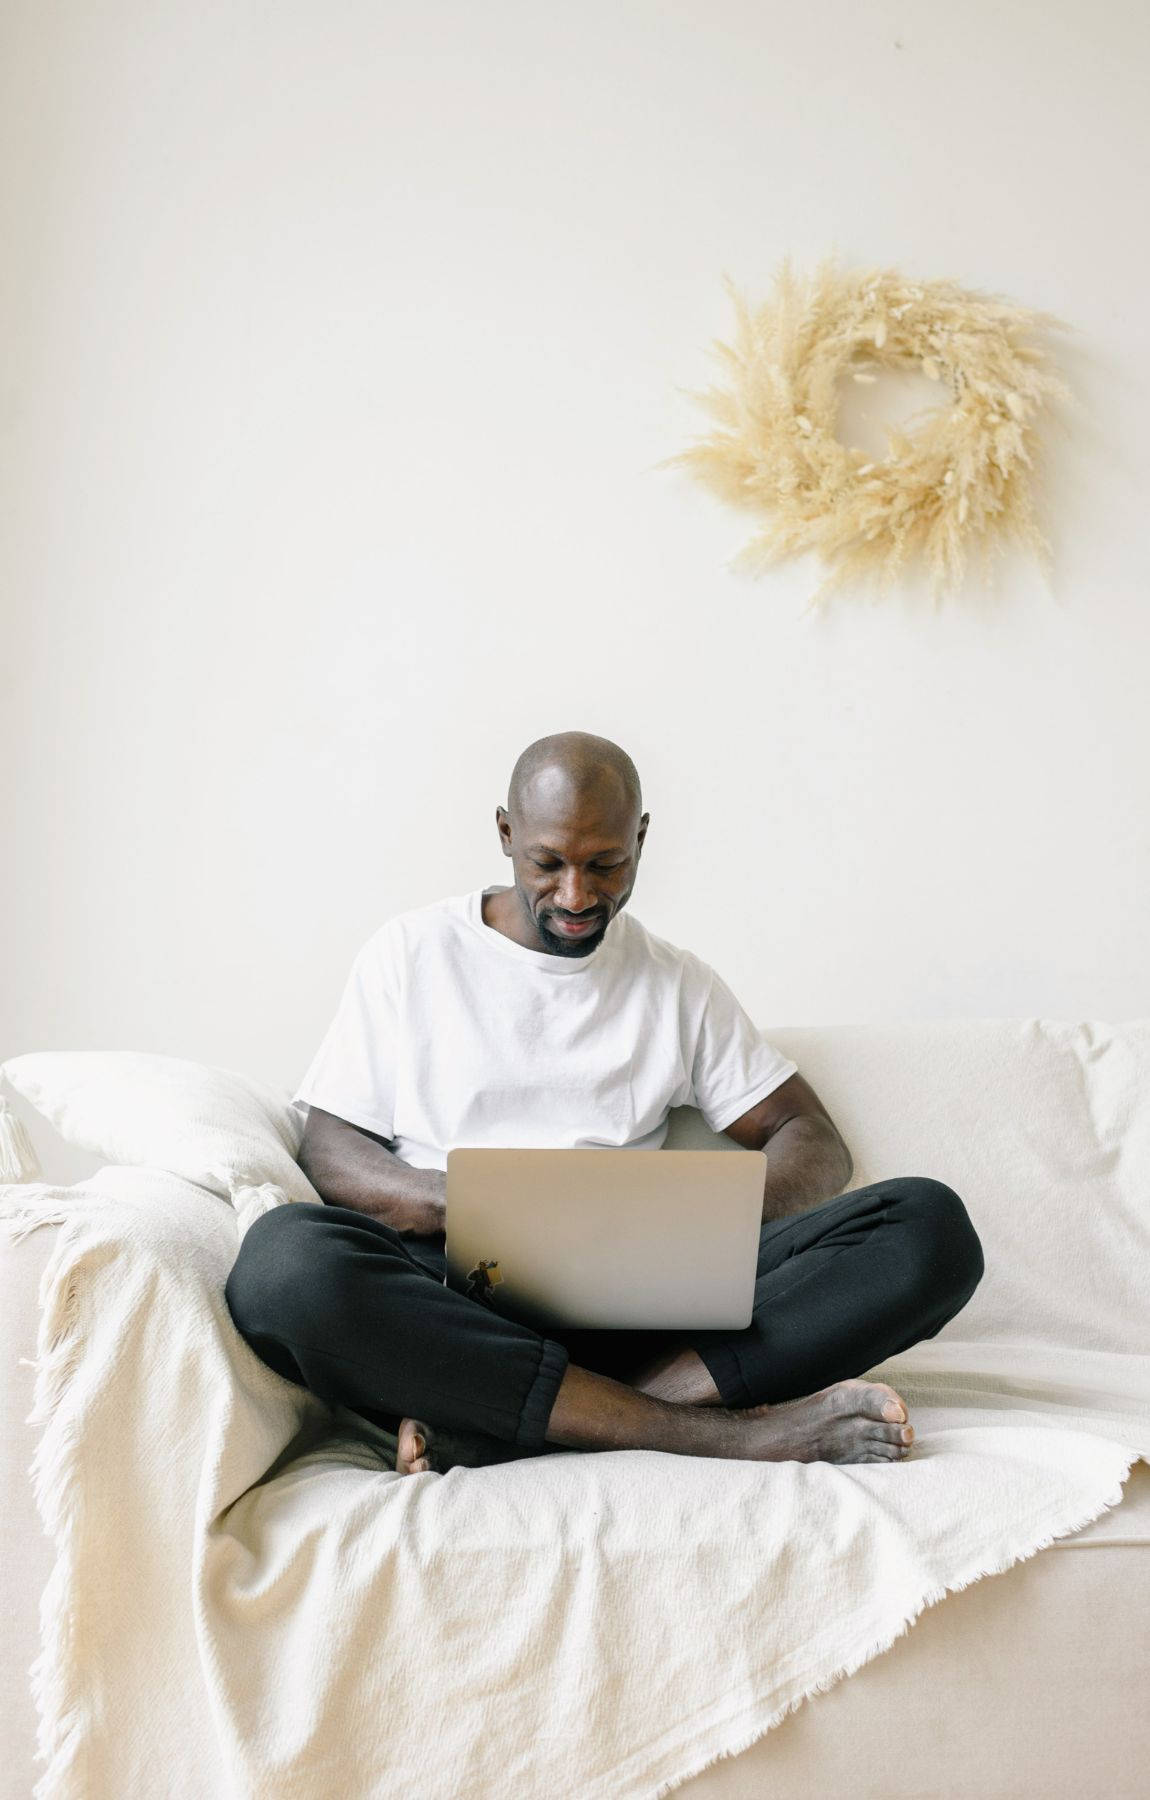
[{"left": 535, "top": 909, "right": 608, "bottom": 957}]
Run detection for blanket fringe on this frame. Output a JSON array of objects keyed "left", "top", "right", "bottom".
[
  {"left": 204, "top": 1165, "right": 295, "bottom": 1240},
  {"left": 653, "top": 1448, "right": 1143, "bottom": 1800},
  {"left": 1, "top": 1202, "right": 73, "bottom": 1244},
  {"left": 0, "top": 1093, "right": 42, "bottom": 1182}
]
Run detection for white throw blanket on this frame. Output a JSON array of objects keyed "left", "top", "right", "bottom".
[{"left": 4, "top": 1161, "right": 1147, "bottom": 1800}]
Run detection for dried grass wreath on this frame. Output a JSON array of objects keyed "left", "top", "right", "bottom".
[{"left": 668, "top": 256, "right": 1074, "bottom": 612}]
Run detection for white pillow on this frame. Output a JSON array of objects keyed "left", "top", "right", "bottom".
[{"left": 2, "top": 1051, "right": 321, "bottom": 1223}]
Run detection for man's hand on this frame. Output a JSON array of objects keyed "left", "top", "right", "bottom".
[{"left": 298, "top": 1107, "right": 447, "bottom": 1236}]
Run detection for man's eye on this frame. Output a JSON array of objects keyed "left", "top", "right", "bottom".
[{"left": 531, "top": 860, "right": 623, "bottom": 872}]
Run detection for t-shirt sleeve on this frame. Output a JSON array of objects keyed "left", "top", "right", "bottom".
[
  {"left": 291, "top": 930, "right": 401, "bottom": 1140},
  {"left": 687, "top": 962, "right": 798, "bottom": 1136}
]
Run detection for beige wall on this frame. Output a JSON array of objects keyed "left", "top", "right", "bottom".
[{"left": 3, "top": 0, "right": 1148, "bottom": 1178}]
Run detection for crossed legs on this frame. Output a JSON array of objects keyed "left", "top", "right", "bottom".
[{"left": 224, "top": 1177, "right": 984, "bottom": 1472}]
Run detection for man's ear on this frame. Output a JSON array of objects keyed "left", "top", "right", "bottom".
[{"left": 496, "top": 805, "right": 513, "bottom": 858}]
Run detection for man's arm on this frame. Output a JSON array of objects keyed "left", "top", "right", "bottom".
[
  {"left": 721, "top": 1072, "right": 854, "bottom": 1222},
  {"left": 297, "top": 1105, "right": 447, "bottom": 1235}
]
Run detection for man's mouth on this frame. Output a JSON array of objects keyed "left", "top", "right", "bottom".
[{"left": 549, "top": 913, "right": 603, "bottom": 937}]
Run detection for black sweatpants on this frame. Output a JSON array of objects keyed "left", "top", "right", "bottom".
[{"left": 224, "top": 1176, "right": 984, "bottom": 1450}]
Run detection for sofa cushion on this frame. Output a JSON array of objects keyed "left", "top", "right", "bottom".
[
  {"left": 673, "top": 1018, "right": 1150, "bottom": 1361},
  {"left": 1, "top": 1051, "right": 320, "bottom": 1209}
]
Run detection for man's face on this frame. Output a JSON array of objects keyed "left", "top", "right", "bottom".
[{"left": 496, "top": 774, "right": 649, "bottom": 958}]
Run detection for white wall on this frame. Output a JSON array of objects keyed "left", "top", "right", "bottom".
[{"left": 3, "top": 0, "right": 1149, "bottom": 1177}]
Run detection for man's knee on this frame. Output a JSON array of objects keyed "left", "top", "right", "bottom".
[
  {"left": 893, "top": 1177, "right": 985, "bottom": 1307},
  {"left": 224, "top": 1200, "right": 337, "bottom": 1340}
]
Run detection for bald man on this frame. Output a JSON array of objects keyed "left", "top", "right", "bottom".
[{"left": 226, "top": 732, "right": 984, "bottom": 1474}]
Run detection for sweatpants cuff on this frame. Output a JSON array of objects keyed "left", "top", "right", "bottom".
[
  {"left": 694, "top": 1339, "right": 753, "bottom": 1410},
  {"left": 514, "top": 1336, "right": 570, "bottom": 1449}
]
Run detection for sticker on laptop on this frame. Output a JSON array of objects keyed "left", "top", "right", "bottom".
[{"left": 465, "top": 1259, "right": 504, "bottom": 1306}]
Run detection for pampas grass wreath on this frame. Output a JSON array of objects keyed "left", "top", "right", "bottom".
[{"left": 666, "top": 256, "right": 1075, "bottom": 612}]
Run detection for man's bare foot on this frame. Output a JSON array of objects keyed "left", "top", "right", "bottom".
[
  {"left": 731, "top": 1379, "right": 915, "bottom": 1464},
  {"left": 394, "top": 1417, "right": 561, "bottom": 1475},
  {"left": 628, "top": 1345, "right": 723, "bottom": 1406},
  {"left": 397, "top": 1378, "right": 916, "bottom": 1472},
  {"left": 544, "top": 1362, "right": 916, "bottom": 1464},
  {"left": 395, "top": 1417, "right": 434, "bottom": 1474}
]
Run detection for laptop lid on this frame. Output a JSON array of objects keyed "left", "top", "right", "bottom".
[{"left": 444, "top": 1147, "right": 767, "bottom": 1330}]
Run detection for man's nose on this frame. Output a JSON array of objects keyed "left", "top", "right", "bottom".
[{"left": 554, "top": 873, "right": 596, "bottom": 913}]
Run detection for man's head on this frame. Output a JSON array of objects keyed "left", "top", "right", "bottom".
[{"left": 496, "top": 731, "right": 649, "bottom": 957}]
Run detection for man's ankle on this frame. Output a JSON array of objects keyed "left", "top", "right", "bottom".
[{"left": 544, "top": 1363, "right": 735, "bottom": 1456}]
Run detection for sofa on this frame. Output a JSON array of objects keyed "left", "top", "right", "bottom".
[{"left": 3, "top": 1018, "right": 1148, "bottom": 1800}]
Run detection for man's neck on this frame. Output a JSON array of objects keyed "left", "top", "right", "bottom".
[{"left": 481, "top": 886, "right": 547, "bottom": 953}]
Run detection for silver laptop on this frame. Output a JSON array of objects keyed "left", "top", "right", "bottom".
[{"left": 444, "top": 1147, "right": 767, "bottom": 1330}]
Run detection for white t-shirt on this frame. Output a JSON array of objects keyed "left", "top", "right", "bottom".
[{"left": 292, "top": 887, "right": 798, "bottom": 1172}]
